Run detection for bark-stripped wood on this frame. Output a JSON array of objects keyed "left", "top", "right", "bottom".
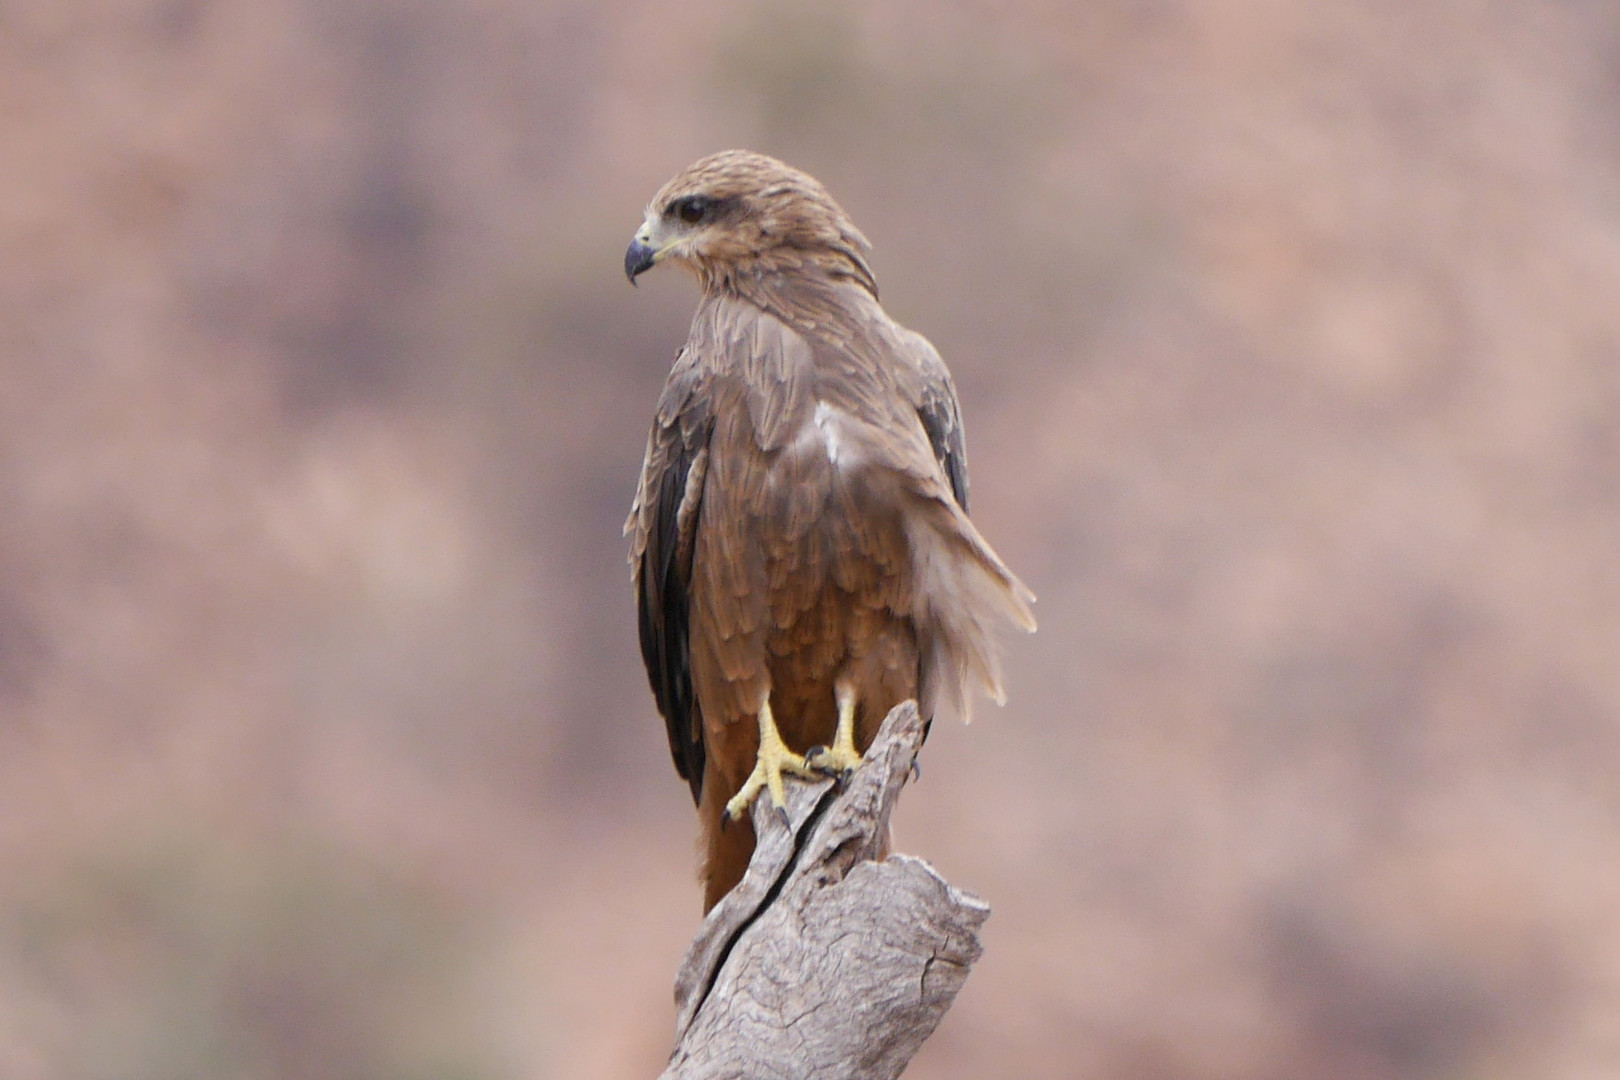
[{"left": 659, "top": 702, "right": 989, "bottom": 1080}]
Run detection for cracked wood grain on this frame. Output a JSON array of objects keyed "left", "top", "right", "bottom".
[{"left": 659, "top": 701, "right": 991, "bottom": 1080}]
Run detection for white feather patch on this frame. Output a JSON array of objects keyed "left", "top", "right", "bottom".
[{"left": 812, "top": 400, "right": 843, "bottom": 465}]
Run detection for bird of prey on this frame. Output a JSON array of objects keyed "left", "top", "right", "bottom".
[{"left": 625, "top": 150, "right": 1034, "bottom": 911}]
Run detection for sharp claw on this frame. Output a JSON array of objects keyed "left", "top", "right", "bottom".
[
  {"left": 806, "top": 745, "right": 862, "bottom": 778},
  {"left": 909, "top": 756, "right": 922, "bottom": 783},
  {"left": 726, "top": 700, "right": 820, "bottom": 822},
  {"left": 731, "top": 698, "right": 877, "bottom": 821},
  {"left": 776, "top": 806, "right": 790, "bottom": 830}
]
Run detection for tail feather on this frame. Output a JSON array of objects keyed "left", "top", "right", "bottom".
[{"left": 907, "top": 496, "right": 1035, "bottom": 725}]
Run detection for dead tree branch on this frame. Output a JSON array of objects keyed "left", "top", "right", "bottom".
[{"left": 659, "top": 701, "right": 990, "bottom": 1080}]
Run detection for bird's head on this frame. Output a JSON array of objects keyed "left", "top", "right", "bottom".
[{"left": 624, "top": 150, "right": 877, "bottom": 297}]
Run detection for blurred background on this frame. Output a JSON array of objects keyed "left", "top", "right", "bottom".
[{"left": 3, "top": 0, "right": 1618, "bottom": 1076}]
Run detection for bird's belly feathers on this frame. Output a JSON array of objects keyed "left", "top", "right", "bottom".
[{"left": 688, "top": 410, "right": 919, "bottom": 752}]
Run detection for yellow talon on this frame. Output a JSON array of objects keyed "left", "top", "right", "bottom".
[
  {"left": 806, "top": 680, "right": 864, "bottom": 777},
  {"left": 726, "top": 698, "right": 820, "bottom": 820}
]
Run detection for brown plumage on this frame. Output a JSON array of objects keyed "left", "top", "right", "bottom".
[{"left": 624, "top": 150, "right": 1034, "bottom": 911}]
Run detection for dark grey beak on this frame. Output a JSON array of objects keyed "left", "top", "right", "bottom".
[{"left": 624, "top": 238, "right": 657, "bottom": 284}]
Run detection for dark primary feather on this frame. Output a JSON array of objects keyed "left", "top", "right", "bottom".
[
  {"left": 918, "top": 391, "right": 969, "bottom": 513},
  {"left": 631, "top": 352, "right": 714, "bottom": 805},
  {"left": 911, "top": 334, "right": 970, "bottom": 512}
]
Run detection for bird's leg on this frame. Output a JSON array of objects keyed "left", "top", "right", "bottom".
[
  {"left": 806, "top": 680, "right": 863, "bottom": 778},
  {"left": 725, "top": 697, "right": 820, "bottom": 821}
]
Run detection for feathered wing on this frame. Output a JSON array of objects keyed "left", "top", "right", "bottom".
[
  {"left": 909, "top": 328, "right": 971, "bottom": 513},
  {"left": 890, "top": 326, "right": 1036, "bottom": 724},
  {"left": 626, "top": 348, "right": 715, "bottom": 805}
]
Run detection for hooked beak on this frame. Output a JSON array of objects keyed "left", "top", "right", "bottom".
[{"left": 624, "top": 238, "right": 658, "bottom": 285}]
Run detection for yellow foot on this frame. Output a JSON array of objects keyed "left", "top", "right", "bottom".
[
  {"left": 806, "top": 680, "right": 864, "bottom": 777},
  {"left": 725, "top": 699, "right": 820, "bottom": 821}
]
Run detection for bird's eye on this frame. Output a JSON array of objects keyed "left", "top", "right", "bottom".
[{"left": 671, "top": 196, "right": 709, "bottom": 224}]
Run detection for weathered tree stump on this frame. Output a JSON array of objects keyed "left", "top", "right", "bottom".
[{"left": 659, "top": 701, "right": 990, "bottom": 1080}]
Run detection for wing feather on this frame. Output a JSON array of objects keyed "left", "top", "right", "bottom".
[
  {"left": 627, "top": 349, "right": 714, "bottom": 805},
  {"left": 904, "top": 330, "right": 970, "bottom": 512}
]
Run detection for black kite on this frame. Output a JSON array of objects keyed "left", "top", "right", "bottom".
[{"left": 625, "top": 151, "right": 1034, "bottom": 910}]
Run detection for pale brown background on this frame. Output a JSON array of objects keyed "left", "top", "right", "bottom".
[{"left": 4, "top": 1, "right": 1618, "bottom": 1077}]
